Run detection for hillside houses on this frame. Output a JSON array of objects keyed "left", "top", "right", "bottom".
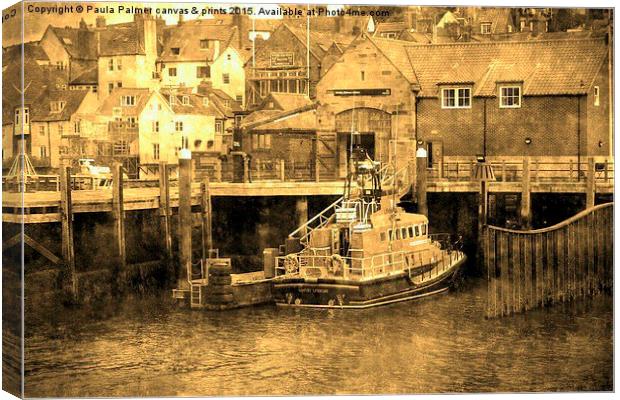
[{"left": 2, "top": 7, "right": 613, "bottom": 183}]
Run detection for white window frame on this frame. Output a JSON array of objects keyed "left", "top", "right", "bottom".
[
  {"left": 169, "top": 67, "right": 177, "bottom": 77},
  {"left": 182, "top": 96, "right": 189, "bottom": 105},
  {"left": 175, "top": 121, "right": 183, "bottom": 132},
  {"left": 121, "top": 95, "right": 136, "bottom": 106},
  {"left": 480, "top": 22, "right": 492, "bottom": 34},
  {"left": 594, "top": 86, "right": 600, "bottom": 106},
  {"left": 499, "top": 86, "right": 522, "bottom": 108},
  {"left": 441, "top": 87, "right": 471, "bottom": 109},
  {"left": 222, "top": 73, "right": 230, "bottom": 84}
]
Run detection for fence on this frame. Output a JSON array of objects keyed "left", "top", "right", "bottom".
[{"left": 484, "top": 202, "right": 613, "bottom": 318}]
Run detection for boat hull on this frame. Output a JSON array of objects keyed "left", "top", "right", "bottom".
[{"left": 273, "top": 254, "right": 466, "bottom": 309}]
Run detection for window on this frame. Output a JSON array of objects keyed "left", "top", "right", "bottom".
[
  {"left": 215, "top": 120, "right": 223, "bottom": 134},
  {"left": 153, "top": 121, "right": 160, "bottom": 133},
  {"left": 121, "top": 95, "right": 136, "bottom": 106},
  {"left": 442, "top": 88, "right": 471, "bottom": 108},
  {"left": 235, "top": 115, "right": 243, "bottom": 126},
  {"left": 117, "top": 81, "right": 122, "bottom": 88},
  {"left": 39, "top": 126, "right": 45, "bottom": 136},
  {"left": 223, "top": 73, "right": 230, "bottom": 84},
  {"left": 181, "top": 136, "right": 189, "bottom": 148},
  {"left": 529, "top": 21, "right": 534, "bottom": 31},
  {"left": 40, "top": 146, "right": 47, "bottom": 158},
  {"left": 169, "top": 95, "right": 176, "bottom": 105},
  {"left": 153, "top": 143, "right": 160, "bottom": 160},
  {"left": 175, "top": 121, "right": 183, "bottom": 131},
  {"left": 480, "top": 22, "right": 492, "bottom": 34},
  {"left": 117, "top": 58, "right": 122, "bottom": 70},
  {"left": 197, "top": 66, "right": 210, "bottom": 78},
  {"left": 414, "top": 225, "right": 420, "bottom": 236},
  {"left": 507, "top": 24, "right": 513, "bottom": 33},
  {"left": 108, "top": 59, "right": 114, "bottom": 71},
  {"left": 74, "top": 120, "right": 81, "bottom": 133},
  {"left": 15, "top": 107, "right": 29, "bottom": 125},
  {"left": 171, "top": 47, "right": 180, "bottom": 55},
  {"left": 401, "top": 227, "right": 407, "bottom": 239},
  {"left": 127, "top": 117, "right": 137, "bottom": 128},
  {"left": 499, "top": 86, "right": 521, "bottom": 108},
  {"left": 422, "top": 224, "right": 427, "bottom": 235},
  {"left": 203, "top": 97, "right": 209, "bottom": 106},
  {"left": 361, "top": 71, "right": 365, "bottom": 81},
  {"left": 92, "top": 86, "right": 98, "bottom": 93},
  {"left": 594, "top": 86, "right": 600, "bottom": 106},
  {"left": 253, "top": 134, "right": 271, "bottom": 149},
  {"left": 199, "top": 40, "right": 209, "bottom": 49},
  {"left": 182, "top": 96, "right": 189, "bottom": 105},
  {"left": 408, "top": 226, "right": 414, "bottom": 238},
  {"left": 380, "top": 232, "right": 386, "bottom": 241},
  {"left": 388, "top": 229, "right": 393, "bottom": 240},
  {"left": 227, "top": 54, "right": 232, "bottom": 61},
  {"left": 58, "top": 124, "right": 64, "bottom": 136},
  {"left": 108, "top": 83, "right": 114, "bottom": 94},
  {"left": 50, "top": 101, "right": 66, "bottom": 112},
  {"left": 169, "top": 68, "right": 177, "bottom": 77},
  {"left": 113, "top": 140, "right": 129, "bottom": 155},
  {"left": 236, "top": 95, "right": 243, "bottom": 102},
  {"left": 520, "top": 20, "right": 526, "bottom": 31}
]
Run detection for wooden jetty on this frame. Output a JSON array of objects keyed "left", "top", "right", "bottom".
[{"left": 484, "top": 202, "right": 613, "bottom": 318}]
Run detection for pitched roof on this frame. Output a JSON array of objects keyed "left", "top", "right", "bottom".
[
  {"left": 266, "top": 93, "right": 313, "bottom": 110},
  {"left": 30, "top": 90, "right": 90, "bottom": 122},
  {"left": 2, "top": 42, "right": 49, "bottom": 66},
  {"left": 50, "top": 26, "right": 98, "bottom": 59},
  {"left": 98, "top": 25, "right": 143, "bottom": 56},
  {"left": 367, "top": 37, "right": 418, "bottom": 85},
  {"left": 404, "top": 39, "right": 608, "bottom": 97},
  {"left": 98, "top": 88, "right": 152, "bottom": 116},
  {"left": 159, "top": 89, "right": 221, "bottom": 116},
  {"left": 70, "top": 66, "right": 98, "bottom": 85},
  {"left": 375, "top": 22, "right": 408, "bottom": 34},
  {"left": 2, "top": 59, "right": 67, "bottom": 123},
  {"left": 159, "top": 22, "right": 238, "bottom": 62},
  {"left": 252, "top": 108, "right": 317, "bottom": 131}
]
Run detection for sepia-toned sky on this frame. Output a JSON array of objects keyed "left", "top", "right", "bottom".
[{"left": 2, "top": 2, "right": 347, "bottom": 47}]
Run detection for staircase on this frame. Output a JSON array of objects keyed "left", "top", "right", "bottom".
[{"left": 288, "top": 163, "right": 410, "bottom": 249}]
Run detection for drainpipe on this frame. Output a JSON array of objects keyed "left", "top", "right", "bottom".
[
  {"left": 577, "top": 96, "right": 581, "bottom": 181},
  {"left": 483, "top": 97, "right": 487, "bottom": 157}
]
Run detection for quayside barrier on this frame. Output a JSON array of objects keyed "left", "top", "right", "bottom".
[{"left": 484, "top": 202, "right": 613, "bottom": 318}]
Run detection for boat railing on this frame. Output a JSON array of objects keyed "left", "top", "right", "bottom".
[{"left": 275, "top": 247, "right": 464, "bottom": 281}]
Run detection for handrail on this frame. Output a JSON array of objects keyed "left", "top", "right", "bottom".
[
  {"left": 487, "top": 202, "right": 613, "bottom": 235},
  {"left": 288, "top": 196, "right": 344, "bottom": 239}
]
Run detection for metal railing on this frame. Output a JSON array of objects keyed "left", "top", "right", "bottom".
[{"left": 275, "top": 245, "right": 464, "bottom": 282}]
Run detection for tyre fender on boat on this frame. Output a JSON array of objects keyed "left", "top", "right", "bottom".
[
  {"left": 284, "top": 254, "right": 299, "bottom": 274},
  {"left": 330, "top": 254, "right": 344, "bottom": 275}
]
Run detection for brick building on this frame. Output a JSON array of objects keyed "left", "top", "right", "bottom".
[{"left": 316, "top": 36, "right": 611, "bottom": 178}]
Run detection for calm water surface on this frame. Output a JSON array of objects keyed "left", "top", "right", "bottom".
[{"left": 25, "top": 281, "right": 612, "bottom": 397}]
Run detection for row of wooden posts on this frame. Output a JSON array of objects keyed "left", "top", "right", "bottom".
[
  {"left": 484, "top": 203, "right": 613, "bottom": 318},
  {"left": 59, "top": 159, "right": 212, "bottom": 298}
]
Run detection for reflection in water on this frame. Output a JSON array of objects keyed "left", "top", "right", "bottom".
[{"left": 25, "top": 281, "right": 612, "bottom": 397}]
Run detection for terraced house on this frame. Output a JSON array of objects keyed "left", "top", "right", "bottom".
[{"left": 158, "top": 19, "right": 249, "bottom": 105}]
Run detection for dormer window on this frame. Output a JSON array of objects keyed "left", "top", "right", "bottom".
[
  {"left": 169, "top": 95, "right": 176, "bottom": 105},
  {"left": 480, "top": 22, "right": 492, "bottom": 34},
  {"left": 441, "top": 87, "right": 471, "bottom": 109},
  {"left": 15, "top": 107, "right": 29, "bottom": 125},
  {"left": 121, "top": 95, "right": 136, "bottom": 106},
  {"left": 171, "top": 47, "right": 180, "bottom": 55},
  {"left": 203, "top": 97, "right": 209, "bottom": 106},
  {"left": 182, "top": 96, "right": 189, "bottom": 105},
  {"left": 50, "top": 101, "right": 66, "bottom": 113},
  {"left": 200, "top": 39, "right": 210, "bottom": 49},
  {"left": 499, "top": 86, "right": 521, "bottom": 108}
]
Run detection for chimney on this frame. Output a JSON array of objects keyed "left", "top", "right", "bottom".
[
  {"left": 197, "top": 80, "right": 213, "bottom": 95},
  {"left": 96, "top": 16, "right": 106, "bottom": 28},
  {"left": 178, "top": 13, "right": 184, "bottom": 26}
]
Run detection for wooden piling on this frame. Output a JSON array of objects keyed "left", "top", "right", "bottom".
[
  {"left": 201, "top": 177, "right": 213, "bottom": 260},
  {"left": 416, "top": 147, "right": 428, "bottom": 216},
  {"left": 158, "top": 161, "right": 172, "bottom": 262},
  {"left": 60, "top": 165, "right": 77, "bottom": 298},
  {"left": 179, "top": 151, "right": 193, "bottom": 286},
  {"left": 586, "top": 157, "right": 596, "bottom": 209},
  {"left": 520, "top": 157, "right": 532, "bottom": 229},
  {"left": 485, "top": 202, "right": 613, "bottom": 318},
  {"left": 112, "top": 163, "right": 126, "bottom": 269}
]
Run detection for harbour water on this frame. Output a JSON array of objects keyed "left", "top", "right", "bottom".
[{"left": 24, "top": 280, "right": 612, "bottom": 397}]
